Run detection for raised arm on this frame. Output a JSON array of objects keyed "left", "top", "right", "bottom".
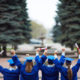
[
  {"left": 11, "top": 50, "right": 22, "bottom": 69},
  {"left": 0, "top": 66, "right": 4, "bottom": 74},
  {"left": 35, "top": 48, "right": 40, "bottom": 64},
  {"left": 39, "top": 50, "right": 47, "bottom": 64},
  {"left": 72, "top": 50, "right": 80, "bottom": 74},
  {"left": 35, "top": 48, "right": 47, "bottom": 70},
  {"left": 59, "top": 48, "right": 65, "bottom": 65},
  {"left": 53, "top": 51, "right": 66, "bottom": 73}
]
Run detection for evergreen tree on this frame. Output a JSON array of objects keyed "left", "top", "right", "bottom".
[
  {"left": 18, "top": 0, "right": 32, "bottom": 43},
  {"left": 0, "top": 0, "right": 31, "bottom": 56},
  {"left": 52, "top": 16, "right": 62, "bottom": 42},
  {"left": 53, "top": 0, "right": 80, "bottom": 50}
]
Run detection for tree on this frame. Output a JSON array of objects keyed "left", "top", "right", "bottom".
[
  {"left": 52, "top": 16, "right": 62, "bottom": 42},
  {"left": 18, "top": 0, "right": 32, "bottom": 43},
  {"left": 0, "top": 0, "right": 31, "bottom": 57},
  {"left": 30, "top": 21, "right": 47, "bottom": 38},
  {"left": 53, "top": 0, "right": 80, "bottom": 50}
]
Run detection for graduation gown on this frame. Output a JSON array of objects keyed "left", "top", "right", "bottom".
[
  {"left": 0, "top": 65, "right": 20, "bottom": 80},
  {"left": 54, "top": 58, "right": 80, "bottom": 80},
  {"left": 59, "top": 55, "right": 65, "bottom": 80},
  {"left": 12, "top": 55, "right": 40, "bottom": 80},
  {"left": 35, "top": 55, "right": 65, "bottom": 80}
]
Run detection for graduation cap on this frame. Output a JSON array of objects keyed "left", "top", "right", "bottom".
[
  {"left": 24, "top": 56, "right": 34, "bottom": 62},
  {"left": 47, "top": 55, "right": 55, "bottom": 62},
  {"left": 64, "top": 57, "right": 74, "bottom": 63},
  {"left": 7, "top": 59, "right": 15, "bottom": 66}
]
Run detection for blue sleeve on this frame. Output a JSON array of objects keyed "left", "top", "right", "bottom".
[
  {"left": 23, "top": 60, "right": 27, "bottom": 65},
  {"left": 59, "top": 55, "right": 65, "bottom": 65},
  {"left": 40, "top": 55, "right": 47, "bottom": 64},
  {"left": 54, "top": 58, "right": 66, "bottom": 74},
  {"left": 35, "top": 55, "right": 47, "bottom": 70},
  {"left": 12, "top": 55, "right": 22, "bottom": 69},
  {"left": 35, "top": 55, "right": 40, "bottom": 64},
  {"left": 72, "top": 59, "right": 80, "bottom": 74},
  {"left": 0, "top": 66, "right": 4, "bottom": 74}
]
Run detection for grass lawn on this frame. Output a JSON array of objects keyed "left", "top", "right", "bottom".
[
  {"left": 74, "top": 47, "right": 77, "bottom": 50},
  {"left": 1, "top": 48, "right": 13, "bottom": 51}
]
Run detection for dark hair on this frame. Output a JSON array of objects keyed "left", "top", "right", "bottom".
[
  {"left": 25, "top": 62, "right": 33, "bottom": 73},
  {"left": 66, "top": 63, "right": 73, "bottom": 80},
  {"left": 48, "top": 61, "right": 53, "bottom": 65}
]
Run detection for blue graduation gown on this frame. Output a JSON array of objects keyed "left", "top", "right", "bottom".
[
  {"left": 59, "top": 55, "right": 65, "bottom": 80},
  {"left": 35, "top": 55, "right": 65, "bottom": 80},
  {"left": 59, "top": 55, "right": 65, "bottom": 65},
  {"left": 54, "top": 58, "right": 80, "bottom": 80},
  {"left": 12, "top": 55, "right": 39, "bottom": 80},
  {"left": 0, "top": 65, "right": 20, "bottom": 80}
]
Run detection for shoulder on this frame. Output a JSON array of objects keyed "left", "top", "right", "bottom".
[{"left": 42, "top": 65, "right": 47, "bottom": 68}]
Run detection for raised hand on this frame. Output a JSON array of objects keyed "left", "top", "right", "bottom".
[
  {"left": 54, "top": 50, "right": 57, "bottom": 55},
  {"left": 36, "top": 48, "right": 40, "bottom": 53},
  {"left": 78, "top": 49, "right": 80, "bottom": 55},
  {"left": 62, "top": 48, "right": 65, "bottom": 52},
  {"left": 11, "top": 49, "right": 15, "bottom": 55},
  {"left": 43, "top": 50, "right": 47, "bottom": 56}
]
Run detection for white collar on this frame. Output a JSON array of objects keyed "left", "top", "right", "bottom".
[
  {"left": 48, "top": 65, "right": 54, "bottom": 67},
  {"left": 66, "top": 65, "right": 72, "bottom": 69},
  {"left": 9, "top": 66, "right": 17, "bottom": 71},
  {"left": 9, "top": 68, "right": 15, "bottom": 71}
]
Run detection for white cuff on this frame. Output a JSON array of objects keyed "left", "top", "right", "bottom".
[
  {"left": 79, "top": 55, "right": 80, "bottom": 59},
  {"left": 36, "top": 53, "right": 39, "bottom": 56},
  {"left": 62, "top": 52, "right": 65, "bottom": 56},
  {"left": 54, "top": 55, "right": 57, "bottom": 59}
]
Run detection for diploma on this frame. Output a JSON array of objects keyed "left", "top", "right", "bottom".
[
  {"left": 75, "top": 43, "right": 79, "bottom": 50},
  {"left": 40, "top": 45, "right": 47, "bottom": 50},
  {"left": 0, "top": 50, "right": 4, "bottom": 54}
]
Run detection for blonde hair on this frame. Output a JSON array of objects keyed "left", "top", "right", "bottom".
[{"left": 25, "top": 62, "right": 33, "bottom": 73}]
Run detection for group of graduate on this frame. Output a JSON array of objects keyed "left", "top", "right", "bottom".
[{"left": 0, "top": 47, "right": 80, "bottom": 80}]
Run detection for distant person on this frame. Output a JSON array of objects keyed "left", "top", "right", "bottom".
[
  {"left": 26, "top": 54, "right": 30, "bottom": 57},
  {"left": 53, "top": 50, "right": 80, "bottom": 80},
  {"left": 35, "top": 48, "right": 65, "bottom": 80},
  {"left": 23, "top": 54, "right": 30, "bottom": 65},
  {"left": 0, "top": 59, "right": 20, "bottom": 80},
  {"left": 11, "top": 49, "right": 47, "bottom": 80}
]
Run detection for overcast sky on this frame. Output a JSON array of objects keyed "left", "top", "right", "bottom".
[{"left": 27, "top": 0, "right": 59, "bottom": 29}]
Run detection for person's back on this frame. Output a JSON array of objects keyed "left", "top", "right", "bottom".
[
  {"left": 0, "top": 59, "right": 20, "bottom": 80},
  {"left": 35, "top": 48, "right": 65, "bottom": 80},
  {"left": 57, "top": 65, "right": 78, "bottom": 80},
  {"left": 2, "top": 68, "right": 20, "bottom": 80},
  {"left": 19, "top": 65, "right": 39, "bottom": 80},
  {"left": 11, "top": 49, "right": 40, "bottom": 80},
  {"left": 41, "top": 65, "right": 59, "bottom": 80},
  {"left": 54, "top": 53, "right": 80, "bottom": 80}
]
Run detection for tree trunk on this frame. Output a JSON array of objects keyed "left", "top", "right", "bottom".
[
  {"left": 14, "top": 45, "right": 17, "bottom": 50},
  {"left": 2, "top": 46, "right": 7, "bottom": 57},
  {"left": 71, "top": 46, "right": 73, "bottom": 50},
  {"left": 0, "top": 46, "right": 1, "bottom": 57},
  {"left": 0, "top": 45, "right": 1, "bottom": 52}
]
